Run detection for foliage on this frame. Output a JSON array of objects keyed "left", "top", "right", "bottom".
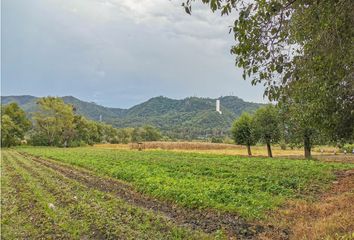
[
  {"left": 278, "top": 84, "right": 322, "bottom": 158},
  {"left": 211, "top": 137, "right": 223, "bottom": 143},
  {"left": 1, "top": 115, "right": 20, "bottom": 147},
  {"left": 131, "top": 125, "right": 162, "bottom": 142},
  {"left": 253, "top": 105, "right": 280, "bottom": 143},
  {"left": 19, "top": 147, "right": 353, "bottom": 219},
  {"left": 342, "top": 144, "right": 354, "bottom": 153},
  {"left": 30, "top": 97, "right": 127, "bottom": 147},
  {"left": 183, "top": 0, "right": 354, "bottom": 144},
  {"left": 231, "top": 112, "right": 257, "bottom": 155},
  {"left": 32, "top": 97, "right": 75, "bottom": 146},
  {"left": 253, "top": 105, "right": 280, "bottom": 157},
  {"left": 1, "top": 103, "right": 31, "bottom": 147}
]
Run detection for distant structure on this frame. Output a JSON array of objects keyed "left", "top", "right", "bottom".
[
  {"left": 216, "top": 99, "right": 222, "bottom": 114},
  {"left": 99, "top": 114, "right": 102, "bottom": 122}
]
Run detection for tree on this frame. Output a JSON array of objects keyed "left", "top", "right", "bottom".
[
  {"left": 231, "top": 112, "right": 257, "bottom": 156},
  {"left": 253, "top": 105, "right": 280, "bottom": 157},
  {"left": 131, "top": 127, "right": 144, "bottom": 143},
  {"left": 72, "top": 115, "right": 100, "bottom": 145},
  {"left": 279, "top": 79, "right": 329, "bottom": 159},
  {"left": 33, "top": 97, "right": 75, "bottom": 146},
  {"left": 131, "top": 125, "right": 162, "bottom": 142},
  {"left": 1, "top": 115, "right": 19, "bottom": 147},
  {"left": 142, "top": 125, "right": 162, "bottom": 141},
  {"left": 117, "top": 128, "right": 131, "bottom": 144},
  {"left": 1, "top": 103, "right": 31, "bottom": 147},
  {"left": 183, "top": 0, "right": 354, "bottom": 144}
]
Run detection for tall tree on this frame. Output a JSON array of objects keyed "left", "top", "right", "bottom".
[
  {"left": 231, "top": 112, "right": 257, "bottom": 156},
  {"left": 183, "top": 0, "right": 354, "bottom": 143},
  {"left": 142, "top": 125, "right": 162, "bottom": 141},
  {"left": 1, "top": 103, "right": 31, "bottom": 147},
  {"left": 253, "top": 105, "right": 280, "bottom": 157},
  {"left": 33, "top": 97, "right": 75, "bottom": 146},
  {"left": 279, "top": 79, "right": 327, "bottom": 158}
]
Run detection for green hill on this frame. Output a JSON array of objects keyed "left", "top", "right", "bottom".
[{"left": 1, "top": 95, "right": 263, "bottom": 139}]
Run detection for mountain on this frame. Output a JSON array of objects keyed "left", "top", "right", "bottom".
[{"left": 1, "top": 95, "right": 263, "bottom": 139}]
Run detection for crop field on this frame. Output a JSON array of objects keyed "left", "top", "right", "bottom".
[
  {"left": 1, "top": 150, "right": 209, "bottom": 239},
  {"left": 2, "top": 147, "right": 354, "bottom": 239}
]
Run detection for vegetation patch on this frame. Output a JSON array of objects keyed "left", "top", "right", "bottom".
[
  {"left": 19, "top": 147, "right": 353, "bottom": 219},
  {"left": 1, "top": 150, "right": 209, "bottom": 239}
]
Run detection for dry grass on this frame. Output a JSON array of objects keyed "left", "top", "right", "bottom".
[
  {"left": 259, "top": 170, "right": 354, "bottom": 240},
  {"left": 94, "top": 142, "right": 344, "bottom": 158},
  {"left": 130, "top": 141, "right": 243, "bottom": 150}
]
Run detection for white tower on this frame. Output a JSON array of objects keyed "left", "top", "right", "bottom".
[{"left": 216, "top": 99, "right": 222, "bottom": 114}]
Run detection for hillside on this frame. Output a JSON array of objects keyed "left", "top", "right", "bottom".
[{"left": 1, "top": 95, "right": 263, "bottom": 139}]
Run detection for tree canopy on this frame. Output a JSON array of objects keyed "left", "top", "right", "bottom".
[
  {"left": 183, "top": 0, "right": 354, "bottom": 144},
  {"left": 231, "top": 112, "right": 257, "bottom": 156},
  {"left": 253, "top": 104, "right": 280, "bottom": 157},
  {"left": 1, "top": 103, "right": 31, "bottom": 147}
]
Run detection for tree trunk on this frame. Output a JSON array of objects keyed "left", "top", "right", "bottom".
[
  {"left": 266, "top": 141, "right": 273, "bottom": 158},
  {"left": 304, "top": 134, "right": 312, "bottom": 159},
  {"left": 247, "top": 144, "right": 252, "bottom": 156}
]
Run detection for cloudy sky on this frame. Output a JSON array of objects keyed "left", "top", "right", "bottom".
[{"left": 2, "top": 0, "right": 266, "bottom": 108}]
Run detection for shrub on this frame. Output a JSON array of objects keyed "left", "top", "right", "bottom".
[
  {"left": 342, "top": 144, "right": 354, "bottom": 153},
  {"left": 211, "top": 137, "right": 223, "bottom": 143}
]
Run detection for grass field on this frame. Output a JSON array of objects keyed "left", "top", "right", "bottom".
[{"left": 2, "top": 146, "right": 354, "bottom": 239}]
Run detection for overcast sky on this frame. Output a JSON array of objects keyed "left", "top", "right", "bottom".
[{"left": 2, "top": 0, "right": 266, "bottom": 108}]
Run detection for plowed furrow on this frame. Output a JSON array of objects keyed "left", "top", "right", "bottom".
[
  {"left": 19, "top": 151, "right": 275, "bottom": 239},
  {"left": 7, "top": 150, "right": 209, "bottom": 239}
]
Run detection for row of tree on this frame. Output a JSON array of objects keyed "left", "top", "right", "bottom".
[
  {"left": 1, "top": 97, "right": 162, "bottom": 147},
  {"left": 231, "top": 103, "right": 352, "bottom": 159},
  {"left": 184, "top": 0, "right": 353, "bottom": 158},
  {"left": 232, "top": 105, "right": 279, "bottom": 158}
]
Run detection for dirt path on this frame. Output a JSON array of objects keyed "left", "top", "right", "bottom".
[{"left": 18, "top": 151, "right": 279, "bottom": 239}]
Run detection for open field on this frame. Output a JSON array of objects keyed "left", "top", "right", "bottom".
[
  {"left": 2, "top": 146, "right": 354, "bottom": 239},
  {"left": 1, "top": 150, "right": 209, "bottom": 239},
  {"left": 95, "top": 142, "right": 344, "bottom": 158}
]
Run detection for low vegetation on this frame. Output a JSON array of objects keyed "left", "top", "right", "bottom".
[
  {"left": 18, "top": 147, "right": 353, "bottom": 219},
  {"left": 1, "top": 150, "right": 209, "bottom": 239}
]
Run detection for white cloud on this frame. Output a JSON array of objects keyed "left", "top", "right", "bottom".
[{"left": 2, "top": 0, "right": 266, "bottom": 107}]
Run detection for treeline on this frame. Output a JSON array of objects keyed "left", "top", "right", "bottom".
[
  {"left": 1, "top": 97, "right": 161, "bottom": 147},
  {"left": 231, "top": 104, "right": 353, "bottom": 159}
]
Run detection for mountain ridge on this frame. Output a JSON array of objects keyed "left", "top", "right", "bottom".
[{"left": 1, "top": 95, "right": 264, "bottom": 139}]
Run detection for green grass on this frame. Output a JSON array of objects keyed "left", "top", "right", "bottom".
[
  {"left": 18, "top": 146, "right": 353, "bottom": 219},
  {"left": 1, "top": 150, "right": 209, "bottom": 239}
]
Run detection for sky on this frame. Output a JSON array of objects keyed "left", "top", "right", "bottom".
[{"left": 2, "top": 0, "right": 267, "bottom": 108}]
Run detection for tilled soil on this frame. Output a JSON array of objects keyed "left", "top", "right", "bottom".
[
  {"left": 18, "top": 151, "right": 281, "bottom": 239},
  {"left": 3, "top": 151, "right": 207, "bottom": 240}
]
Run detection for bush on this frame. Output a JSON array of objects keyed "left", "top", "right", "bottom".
[
  {"left": 279, "top": 140, "right": 287, "bottom": 150},
  {"left": 67, "top": 140, "right": 87, "bottom": 147},
  {"left": 342, "top": 144, "right": 354, "bottom": 153},
  {"left": 211, "top": 137, "right": 223, "bottom": 143}
]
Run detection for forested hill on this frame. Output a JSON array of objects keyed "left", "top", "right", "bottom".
[{"left": 1, "top": 95, "right": 263, "bottom": 139}]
